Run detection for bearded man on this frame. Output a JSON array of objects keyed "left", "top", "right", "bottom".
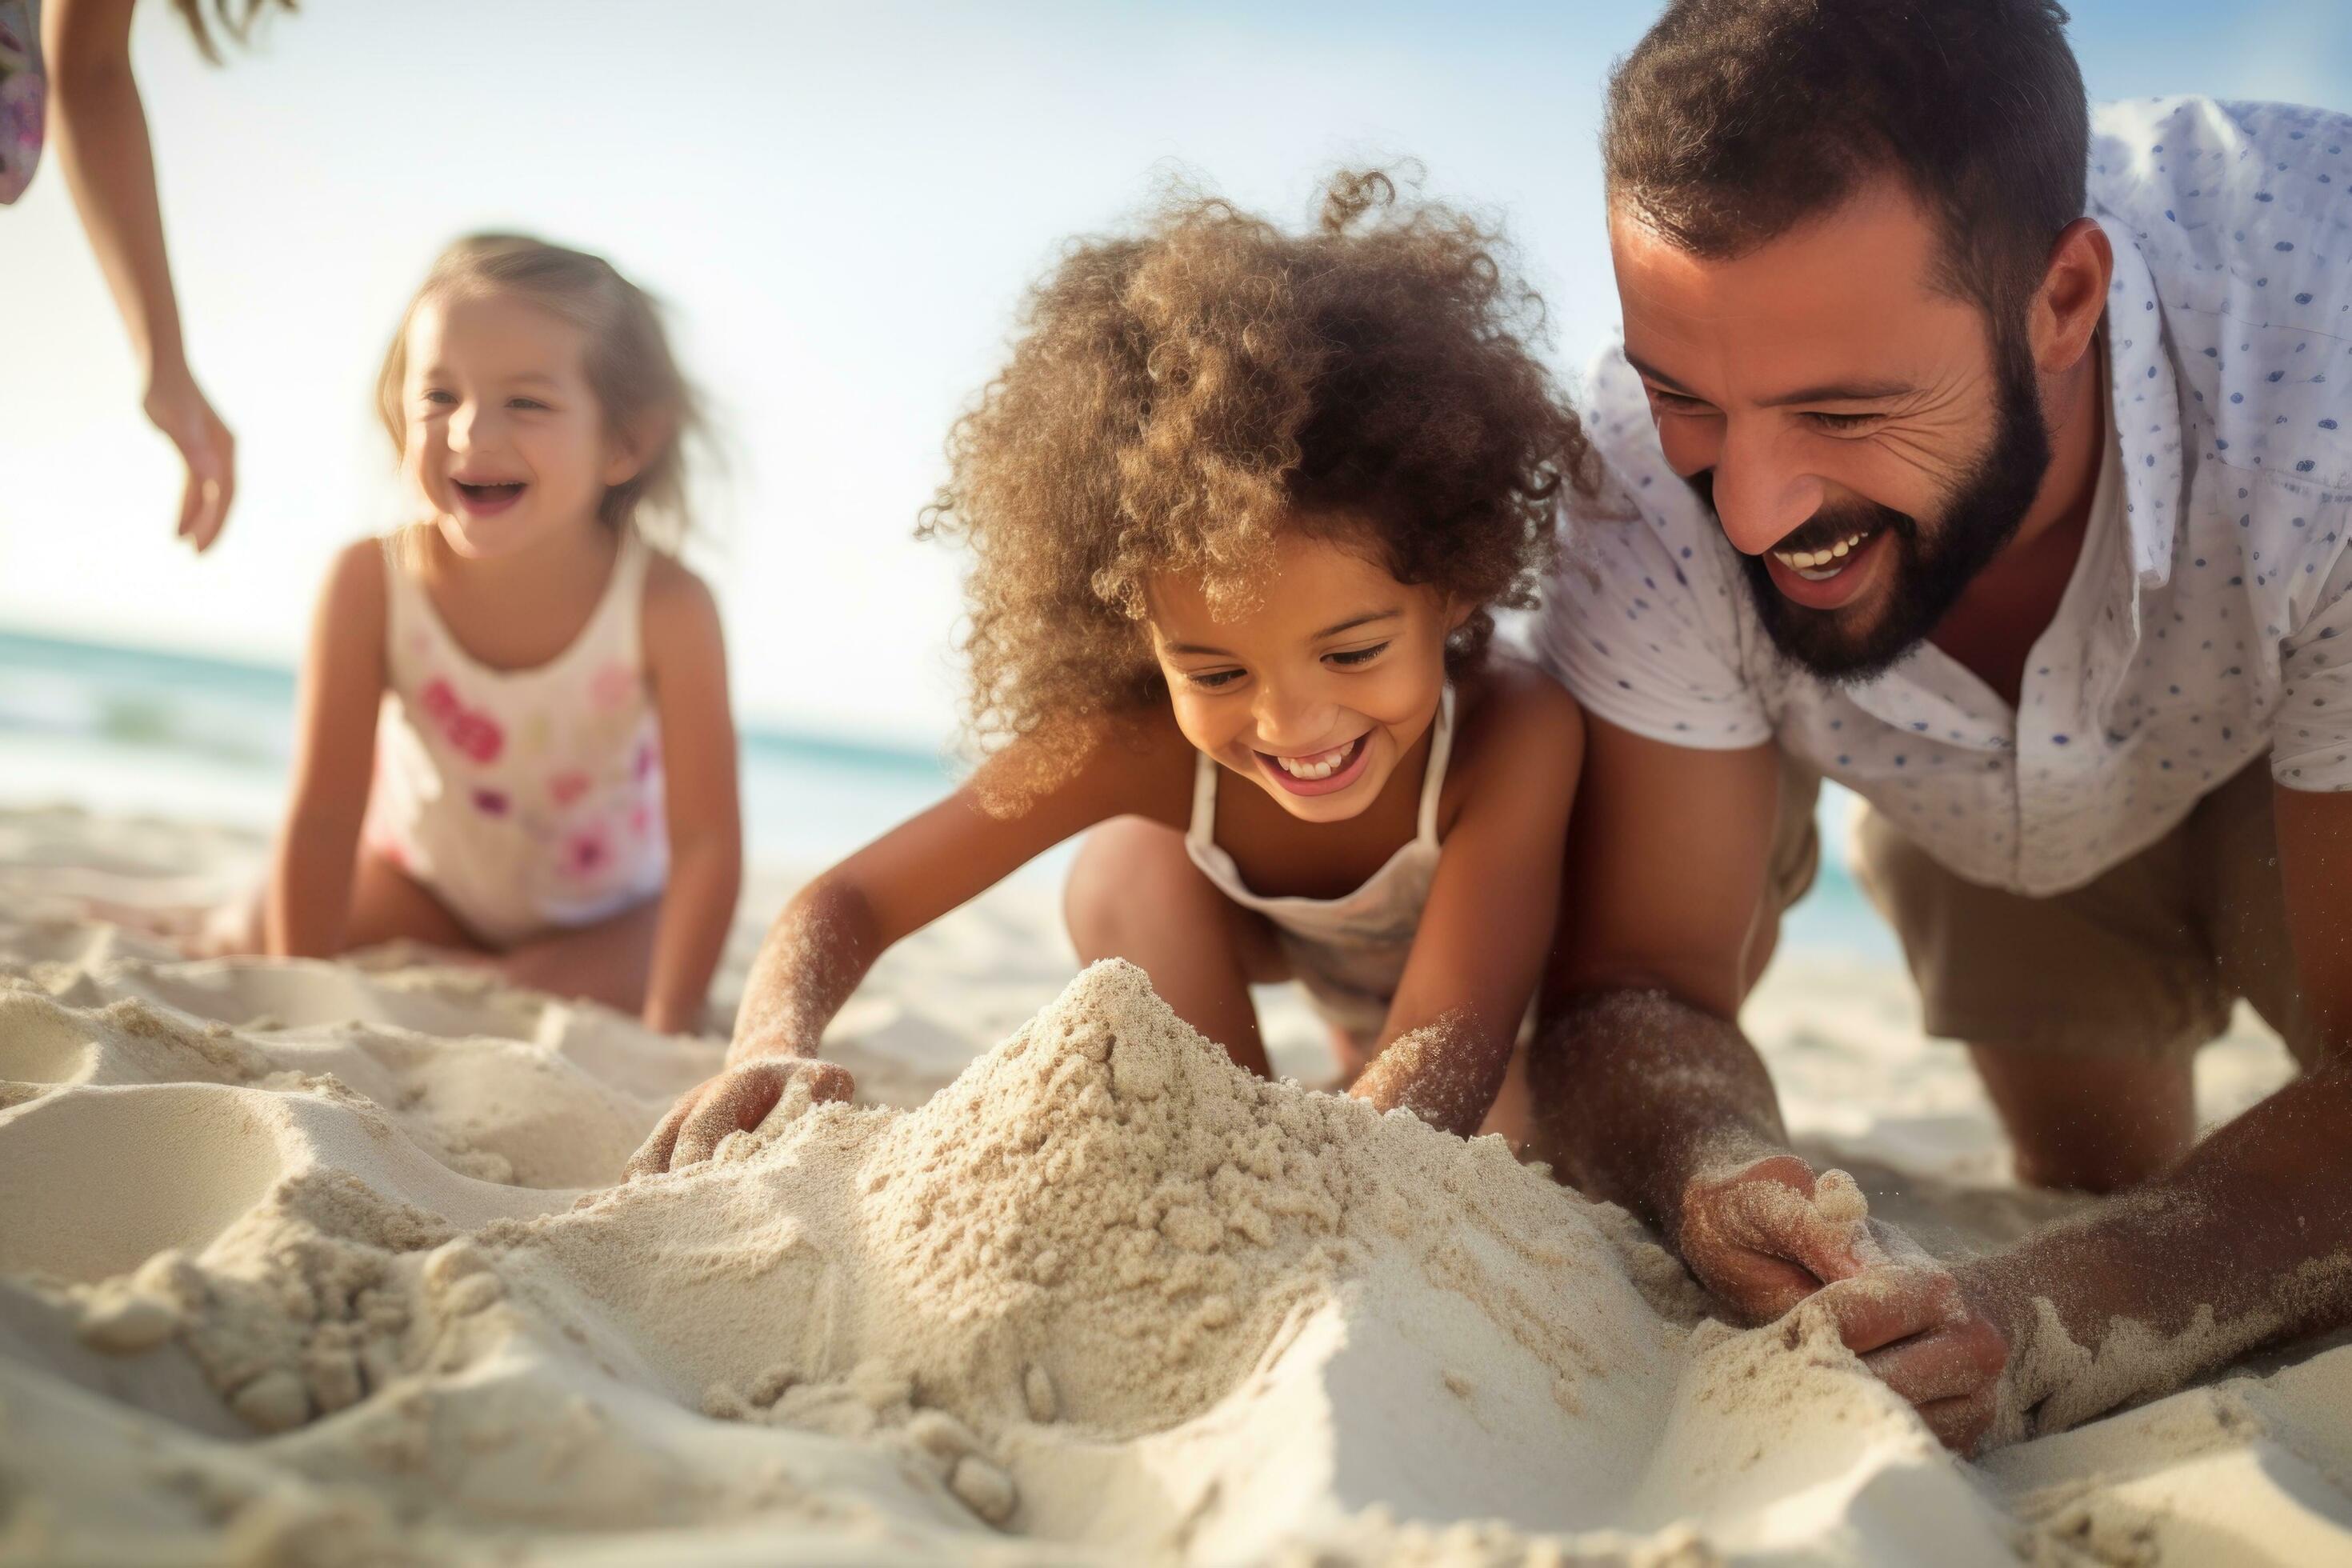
[{"left": 1534, "top": 0, "right": 2352, "bottom": 1454}]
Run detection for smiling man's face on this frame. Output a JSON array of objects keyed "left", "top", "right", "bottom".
[{"left": 1610, "top": 174, "right": 2053, "bottom": 682}]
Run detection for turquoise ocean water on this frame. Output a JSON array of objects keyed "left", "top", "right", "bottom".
[{"left": 0, "top": 628, "right": 1896, "bottom": 960}]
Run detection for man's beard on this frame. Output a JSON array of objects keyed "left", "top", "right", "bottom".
[{"left": 1713, "top": 336, "right": 2054, "bottom": 684}]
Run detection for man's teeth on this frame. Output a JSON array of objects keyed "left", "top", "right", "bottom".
[
  {"left": 1772, "top": 530, "right": 1874, "bottom": 578},
  {"left": 1272, "top": 742, "right": 1355, "bottom": 780}
]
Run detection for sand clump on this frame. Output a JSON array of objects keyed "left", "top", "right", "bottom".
[
  {"left": 58, "top": 1172, "right": 476, "bottom": 1434},
  {"left": 528, "top": 960, "right": 1684, "bottom": 1455}
]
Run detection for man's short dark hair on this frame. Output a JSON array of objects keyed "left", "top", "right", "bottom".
[{"left": 1603, "top": 0, "right": 2089, "bottom": 322}]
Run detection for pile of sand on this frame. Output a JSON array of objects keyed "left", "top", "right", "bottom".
[{"left": 2, "top": 864, "right": 2350, "bottom": 1563}]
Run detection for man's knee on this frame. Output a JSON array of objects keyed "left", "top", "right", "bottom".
[
  {"left": 1064, "top": 817, "right": 1194, "bottom": 951},
  {"left": 1967, "top": 1044, "right": 2196, "bottom": 1195}
]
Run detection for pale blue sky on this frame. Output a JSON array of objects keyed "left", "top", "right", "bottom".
[{"left": 3, "top": 0, "right": 2344, "bottom": 743}]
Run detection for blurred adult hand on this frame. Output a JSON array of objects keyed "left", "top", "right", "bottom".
[{"left": 143, "top": 367, "right": 234, "bottom": 552}]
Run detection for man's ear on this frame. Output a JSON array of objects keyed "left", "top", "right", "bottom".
[{"left": 2029, "top": 217, "right": 2114, "bottom": 377}]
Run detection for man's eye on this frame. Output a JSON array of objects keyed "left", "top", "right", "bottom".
[
  {"left": 1649, "top": 388, "right": 1711, "bottom": 415},
  {"left": 1327, "top": 643, "right": 1389, "bottom": 667},
  {"left": 1805, "top": 410, "right": 1881, "bottom": 433}
]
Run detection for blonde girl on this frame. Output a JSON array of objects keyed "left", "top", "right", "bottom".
[{"left": 250, "top": 234, "right": 740, "bottom": 1034}]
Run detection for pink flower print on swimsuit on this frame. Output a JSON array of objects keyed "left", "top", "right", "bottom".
[
  {"left": 560, "top": 822, "right": 614, "bottom": 882},
  {"left": 418, "top": 678, "right": 506, "bottom": 766},
  {"left": 366, "top": 530, "right": 666, "bottom": 946},
  {"left": 590, "top": 661, "right": 636, "bottom": 714}
]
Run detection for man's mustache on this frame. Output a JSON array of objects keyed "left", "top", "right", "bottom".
[{"left": 1685, "top": 469, "right": 1920, "bottom": 558}]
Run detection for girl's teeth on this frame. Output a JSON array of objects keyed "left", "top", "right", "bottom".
[{"left": 1274, "top": 742, "right": 1353, "bottom": 780}]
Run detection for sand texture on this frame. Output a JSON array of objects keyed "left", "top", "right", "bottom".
[{"left": 2, "top": 806, "right": 2350, "bottom": 1566}]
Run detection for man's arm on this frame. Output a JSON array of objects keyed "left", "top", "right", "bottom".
[
  {"left": 1954, "top": 784, "right": 2352, "bottom": 1442},
  {"left": 1531, "top": 714, "right": 2006, "bottom": 1450},
  {"left": 1531, "top": 717, "right": 1790, "bottom": 1226}
]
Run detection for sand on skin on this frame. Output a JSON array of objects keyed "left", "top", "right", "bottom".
[{"left": 1, "top": 805, "right": 2349, "bottom": 1565}]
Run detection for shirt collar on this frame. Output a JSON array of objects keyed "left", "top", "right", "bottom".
[{"left": 2094, "top": 209, "right": 2185, "bottom": 590}]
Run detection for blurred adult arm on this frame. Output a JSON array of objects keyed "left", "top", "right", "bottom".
[{"left": 43, "top": 0, "right": 234, "bottom": 550}]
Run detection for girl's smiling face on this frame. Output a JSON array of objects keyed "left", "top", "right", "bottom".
[
  {"left": 1149, "top": 524, "right": 1463, "bottom": 824},
  {"left": 402, "top": 291, "right": 641, "bottom": 560}
]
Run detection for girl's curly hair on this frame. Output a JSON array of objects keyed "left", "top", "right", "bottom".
[{"left": 921, "top": 169, "right": 1593, "bottom": 774}]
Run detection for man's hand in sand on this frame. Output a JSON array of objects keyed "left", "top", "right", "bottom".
[
  {"left": 1678, "top": 1154, "right": 2009, "bottom": 1452},
  {"left": 625, "top": 1056, "right": 855, "bottom": 1178}
]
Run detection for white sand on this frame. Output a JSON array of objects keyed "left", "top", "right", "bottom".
[{"left": 2, "top": 806, "right": 2349, "bottom": 1565}]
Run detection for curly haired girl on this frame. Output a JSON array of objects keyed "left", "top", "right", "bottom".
[{"left": 631, "top": 171, "right": 1591, "bottom": 1172}]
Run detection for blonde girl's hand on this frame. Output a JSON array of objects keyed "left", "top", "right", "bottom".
[
  {"left": 623, "top": 1055, "right": 856, "bottom": 1179},
  {"left": 142, "top": 368, "right": 234, "bottom": 552}
]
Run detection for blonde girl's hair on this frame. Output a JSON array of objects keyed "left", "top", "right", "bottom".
[{"left": 378, "top": 234, "right": 706, "bottom": 555}]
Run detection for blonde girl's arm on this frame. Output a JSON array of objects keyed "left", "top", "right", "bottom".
[
  {"left": 42, "top": 0, "right": 236, "bottom": 551},
  {"left": 623, "top": 715, "right": 1193, "bottom": 1177},
  {"left": 638, "top": 561, "right": 742, "bottom": 1035},
  {"left": 266, "top": 542, "right": 390, "bottom": 958},
  {"left": 1353, "top": 666, "right": 1586, "bottom": 1137}
]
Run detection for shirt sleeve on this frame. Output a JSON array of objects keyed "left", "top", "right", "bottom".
[
  {"left": 1533, "top": 352, "right": 1774, "bottom": 750},
  {"left": 2274, "top": 528, "right": 2352, "bottom": 794}
]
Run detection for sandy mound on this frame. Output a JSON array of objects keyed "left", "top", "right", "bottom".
[{"left": 2, "top": 892, "right": 2349, "bottom": 1563}]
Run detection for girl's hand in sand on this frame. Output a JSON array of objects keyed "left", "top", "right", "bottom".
[
  {"left": 624, "top": 1055, "right": 856, "bottom": 1178},
  {"left": 142, "top": 368, "right": 236, "bottom": 553},
  {"left": 1679, "top": 1153, "right": 2009, "bottom": 1452}
]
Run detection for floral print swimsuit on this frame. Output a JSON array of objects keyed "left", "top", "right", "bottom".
[
  {"left": 364, "top": 533, "right": 669, "bottom": 947},
  {"left": 1, "top": 2, "right": 42, "bottom": 206}
]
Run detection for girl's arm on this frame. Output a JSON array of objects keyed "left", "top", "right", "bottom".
[
  {"left": 43, "top": 0, "right": 235, "bottom": 551},
  {"left": 638, "top": 562, "right": 742, "bottom": 1035},
  {"left": 625, "top": 718, "right": 1190, "bottom": 1176},
  {"left": 1354, "top": 667, "right": 1586, "bottom": 1136},
  {"left": 266, "top": 542, "right": 389, "bottom": 956}
]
